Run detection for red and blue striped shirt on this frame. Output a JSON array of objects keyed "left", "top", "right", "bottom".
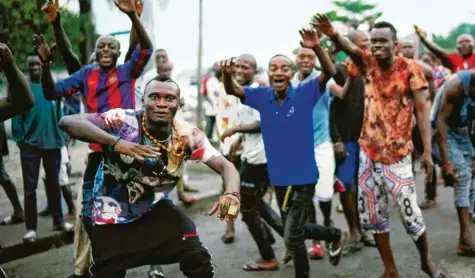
[{"left": 55, "top": 46, "right": 153, "bottom": 151}]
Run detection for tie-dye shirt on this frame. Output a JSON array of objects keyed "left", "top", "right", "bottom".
[
  {"left": 85, "top": 110, "right": 220, "bottom": 225},
  {"left": 347, "top": 50, "right": 428, "bottom": 165}
]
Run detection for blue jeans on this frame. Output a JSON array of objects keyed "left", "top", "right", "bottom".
[
  {"left": 205, "top": 116, "right": 215, "bottom": 139},
  {"left": 20, "top": 145, "right": 63, "bottom": 230},
  {"left": 448, "top": 132, "right": 475, "bottom": 209}
]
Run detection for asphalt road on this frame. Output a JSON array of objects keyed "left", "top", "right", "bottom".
[{"left": 3, "top": 171, "right": 475, "bottom": 278}]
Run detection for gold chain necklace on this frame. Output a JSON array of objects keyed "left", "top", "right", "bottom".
[{"left": 141, "top": 114, "right": 185, "bottom": 157}]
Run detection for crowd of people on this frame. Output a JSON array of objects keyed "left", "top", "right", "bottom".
[{"left": 1, "top": 0, "right": 475, "bottom": 277}]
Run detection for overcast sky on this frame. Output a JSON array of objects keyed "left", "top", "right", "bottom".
[{"left": 63, "top": 0, "right": 474, "bottom": 73}]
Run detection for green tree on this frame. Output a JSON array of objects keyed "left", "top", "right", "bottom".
[
  {"left": 0, "top": 0, "right": 84, "bottom": 70},
  {"left": 325, "top": 0, "right": 382, "bottom": 29},
  {"left": 431, "top": 23, "right": 475, "bottom": 52}
]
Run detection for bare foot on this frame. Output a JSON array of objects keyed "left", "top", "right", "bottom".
[
  {"left": 419, "top": 199, "right": 436, "bottom": 210},
  {"left": 421, "top": 261, "right": 447, "bottom": 277},
  {"left": 380, "top": 270, "right": 399, "bottom": 278},
  {"left": 457, "top": 237, "right": 475, "bottom": 257}
]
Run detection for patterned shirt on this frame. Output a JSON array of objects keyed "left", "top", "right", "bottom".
[
  {"left": 55, "top": 46, "right": 153, "bottom": 152},
  {"left": 348, "top": 50, "right": 428, "bottom": 164},
  {"left": 215, "top": 81, "right": 241, "bottom": 156},
  {"left": 85, "top": 110, "right": 220, "bottom": 225}
]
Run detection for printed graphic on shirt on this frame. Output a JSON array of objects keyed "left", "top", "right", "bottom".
[{"left": 86, "top": 110, "right": 220, "bottom": 224}]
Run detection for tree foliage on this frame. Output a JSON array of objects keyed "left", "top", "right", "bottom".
[
  {"left": 431, "top": 23, "right": 475, "bottom": 51},
  {"left": 325, "top": 0, "right": 382, "bottom": 28},
  {"left": 0, "top": 0, "right": 84, "bottom": 70}
]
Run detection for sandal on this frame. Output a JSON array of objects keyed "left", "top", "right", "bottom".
[
  {"left": 328, "top": 231, "right": 348, "bottom": 266},
  {"left": 282, "top": 251, "right": 294, "bottom": 264},
  {"left": 221, "top": 234, "right": 234, "bottom": 244},
  {"left": 457, "top": 247, "right": 475, "bottom": 257},
  {"left": 307, "top": 244, "right": 324, "bottom": 260},
  {"left": 242, "top": 262, "right": 278, "bottom": 271},
  {"left": 342, "top": 242, "right": 364, "bottom": 256}
]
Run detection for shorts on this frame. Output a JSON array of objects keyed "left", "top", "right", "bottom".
[
  {"left": 335, "top": 141, "right": 359, "bottom": 191},
  {"left": 447, "top": 132, "right": 475, "bottom": 208},
  {"left": 358, "top": 151, "right": 426, "bottom": 240},
  {"left": 314, "top": 141, "right": 335, "bottom": 201}
]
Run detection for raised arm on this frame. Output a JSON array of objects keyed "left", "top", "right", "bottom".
[
  {"left": 221, "top": 121, "right": 261, "bottom": 142},
  {"left": 115, "top": 0, "right": 152, "bottom": 50},
  {"left": 435, "top": 76, "right": 461, "bottom": 185},
  {"left": 34, "top": 34, "right": 84, "bottom": 100},
  {"left": 0, "top": 44, "right": 34, "bottom": 121},
  {"left": 220, "top": 58, "right": 245, "bottom": 100},
  {"left": 298, "top": 28, "right": 336, "bottom": 90},
  {"left": 414, "top": 25, "right": 452, "bottom": 70},
  {"left": 311, "top": 13, "right": 364, "bottom": 67},
  {"left": 42, "top": 0, "right": 82, "bottom": 73},
  {"left": 124, "top": 1, "right": 143, "bottom": 62}
]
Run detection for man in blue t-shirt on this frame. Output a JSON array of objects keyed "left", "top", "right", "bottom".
[{"left": 220, "top": 28, "right": 347, "bottom": 278}]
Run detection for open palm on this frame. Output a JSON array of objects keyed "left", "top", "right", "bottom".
[
  {"left": 299, "top": 28, "right": 320, "bottom": 49},
  {"left": 311, "top": 13, "right": 337, "bottom": 38},
  {"left": 114, "top": 0, "right": 136, "bottom": 14}
]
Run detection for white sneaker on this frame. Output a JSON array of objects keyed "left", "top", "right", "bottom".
[
  {"left": 54, "top": 222, "right": 74, "bottom": 232},
  {"left": 23, "top": 230, "right": 37, "bottom": 243}
]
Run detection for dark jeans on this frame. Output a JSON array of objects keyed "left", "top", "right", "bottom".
[
  {"left": 20, "top": 145, "right": 63, "bottom": 230},
  {"left": 240, "top": 162, "right": 283, "bottom": 260},
  {"left": 81, "top": 152, "right": 104, "bottom": 223},
  {"left": 205, "top": 116, "right": 215, "bottom": 139},
  {"left": 84, "top": 200, "right": 213, "bottom": 278},
  {"left": 274, "top": 184, "right": 341, "bottom": 278},
  {"left": 0, "top": 161, "right": 23, "bottom": 213}
]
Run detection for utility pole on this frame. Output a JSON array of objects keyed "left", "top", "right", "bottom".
[{"left": 196, "top": 0, "right": 204, "bottom": 129}]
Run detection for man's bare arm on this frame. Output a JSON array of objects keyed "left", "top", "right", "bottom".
[
  {"left": 127, "top": 13, "right": 152, "bottom": 50},
  {"left": 0, "top": 54, "right": 34, "bottom": 121},
  {"left": 414, "top": 87, "right": 432, "bottom": 155},
  {"left": 314, "top": 46, "right": 336, "bottom": 90},
  {"left": 51, "top": 14, "right": 82, "bottom": 73},
  {"left": 59, "top": 114, "right": 117, "bottom": 146},
  {"left": 205, "top": 156, "right": 240, "bottom": 195},
  {"left": 40, "top": 64, "right": 58, "bottom": 100},
  {"left": 418, "top": 60, "right": 437, "bottom": 102},
  {"left": 222, "top": 71, "right": 245, "bottom": 100},
  {"left": 237, "top": 121, "right": 261, "bottom": 134},
  {"left": 418, "top": 37, "right": 452, "bottom": 70},
  {"left": 124, "top": 25, "right": 139, "bottom": 62},
  {"left": 436, "top": 77, "right": 463, "bottom": 164}
]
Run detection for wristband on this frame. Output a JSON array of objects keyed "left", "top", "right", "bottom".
[{"left": 111, "top": 137, "right": 122, "bottom": 151}]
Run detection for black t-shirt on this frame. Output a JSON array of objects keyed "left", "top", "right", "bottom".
[{"left": 330, "top": 63, "right": 365, "bottom": 142}]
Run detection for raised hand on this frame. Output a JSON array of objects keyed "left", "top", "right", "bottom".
[
  {"left": 0, "top": 43, "right": 14, "bottom": 68},
  {"left": 114, "top": 0, "right": 137, "bottom": 15},
  {"left": 413, "top": 25, "right": 426, "bottom": 38},
  {"left": 42, "top": 0, "right": 59, "bottom": 23},
  {"left": 299, "top": 28, "right": 321, "bottom": 49},
  {"left": 208, "top": 192, "right": 240, "bottom": 222},
  {"left": 219, "top": 58, "right": 237, "bottom": 75},
  {"left": 33, "top": 34, "right": 56, "bottom": 64},
  {"left": 135, "top": 0, "right": 144, "bottom": 16},
  {"left": 113, "top": 139, "right": 161, "bottom": 163},
  {"left": 310, "top": 13, "right": 337, "bottom": 38}
]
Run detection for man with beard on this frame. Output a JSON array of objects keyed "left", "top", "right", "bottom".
[
  {"left": 314, "top": 14, "right": 445, "bottom": 277},
  {"left": 58, "top": 74, "right": 240, "bottom": 277},
  {"left": 220, "top": 28, "right": 348, "bottom": 278},
  {"left": 434, "top": 70, "right": 475, "bottom": 256},
  {"left": 11, "top": 51, "right": 73, "bottom": 242},
  {"left": 0, "top": 42, "right": 34, "bottom": 278},
  {"left": 415, "top": 25, "right": 475, "bottom": 72},
  {"left": 329, "top": 30, "right": 377, "bottom": 253},
  {"left": 221, "top": 54, "right": 283, "bottom": 271},
  {"left": 0, "top": 43, "right": 34, "bottom": 226},
  {"left": 37, "top": 0, "right": 153, "bottom": 276}
]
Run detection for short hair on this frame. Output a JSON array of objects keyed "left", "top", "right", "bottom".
[
  {"left": 144, "top": 74, "right": 181, "bottom": 95},
  {"left": 420, "top": 51, "right": 436, "bottom": 60},
  {"left": 347, "top": 30, "right": 368, "bottom": 44},
  {"left": 25, "top": 52, "right": 38, "bottom": 60},
  {"left": 373, "top": 21, "right": 397, "bottom": 40},
  {"left": 95, "top": 35, "right": 120, "bottom": 50},
  {"left": 238, "top": 54, "right": 257, "bottom": 71},
  {"left": 269, "top": 54, "right": 293, "bottom": 67}
]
